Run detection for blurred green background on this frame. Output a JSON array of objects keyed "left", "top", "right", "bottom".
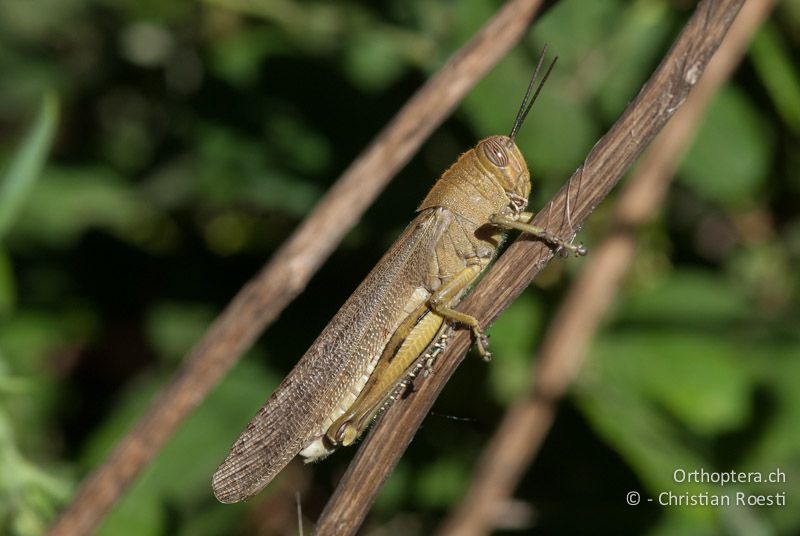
[{"left": 1, "top": 0, "right": 799, "bottom": 534}]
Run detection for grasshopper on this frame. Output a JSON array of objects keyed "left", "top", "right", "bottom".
[{"left": 212, "top": 48, "right": 584, "bottom": 503}]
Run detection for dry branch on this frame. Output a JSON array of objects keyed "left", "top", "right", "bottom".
[
  {"left": 46, "top": 1, "right": 548, "bottom": 534},
  {"left": 437, "top": 1, "right": 775, "bottom": 534},
  {"left": 313, "top": 1, "right": 745, "bottom": 534}
]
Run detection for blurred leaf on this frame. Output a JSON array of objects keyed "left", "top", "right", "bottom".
[
  {"left": 0, "top": 0, "right": 82, "bottom": 41},
  {"left": 534, "top": 0, "right": 624, "bottom": 64},
  {"left": 209, "top": 28, "right": 285, "bottom": 87},
  {"left": 579, "top": 334, "right": 767, "bottom": 536},
  {"left": 86, "top": 358, "right": 278, "bottom": 535},
  {"left": 13, "top": 167, "right": 157, "bottom": 246},
  {"left": 655, "top": 338, "right": 745, "bottom": 432},
  {"left": 744, "top": 346, "right": 800, "bottom": 533},
  {"left": 728, "top": 242, "right": 794, "bottom": 314},
  {"left": 196, "top": 123, "right": 324, "bottom": 216},
  {"left": 750, "top": 21, "right": 800, "bottom": 133},
  {"left": 746, "top": 346, "right": 800, "bottom": 468},
  {"left": 375, "top": 461, "right": 411, "bottom": 514},
  {"left": 0, "top": 409, "right": 71, "bottom": 536},
  {"left": 202, "top": 0, "right": 344, "bottom": 51},
  {"left": 202, "top": 211, "right": 256, "bottom": 256},
  {"left": 95, "top": 477, "right": 165, "bottom": 536},
  {"left": 617, "top": 270, "right": 751, "bottom": 326},
  {"left": 0, "top": 310, "right": 95, "bottom": 374},
  {"left": 344, "top": 27, "right": 407, "bottom": 90},
  {"left": 262, "top": 113, "right": 331, "bottom": 175},
  {"left": 0, "top": 309, "right": 96, "bottom": 450},
  {"left": 0, "top": 249, "right": 14, "bottom": 315},
  {"left": 596, "top": 0, "right": 673, "bottom": 121},
  {"left": 0, "top": 92, "right": 59, "bottom": 240},
  {"left": 680, "top": 87, "right": 774, "bottom": 204},
  {"left": 576, "top": 317, "right": 770, "bottom": 535},
  {"left": 343, "top": 21, "right": 433, "bottom": 90},
  {"left": 145, "top": 302, "right": 215, "bottom": 364},
  {"left": 95, "top": 88, "right": 158, "bottom": 173},
  {"left": 487, "top": 293, "right": 542, "bottom": 404},
  {"left": 413, "top": 457, "right": 469, "bottom": 509},
  {"left": 238, "top": 169, "right": 322, "bottom": 216},
  {"left": 578, "top": 369, "right": 711, "bottom": 492},
  {"left": 589, "top": 330, "right": 753, "bottom": 436},
  {"left": 647, "top": 510, "right": 760, "bottom": 536}
]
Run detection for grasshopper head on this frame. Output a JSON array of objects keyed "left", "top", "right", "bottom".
[
  {"left": 476, "top": 135, "right": 531, "bottom": 206},
  {"left": 475, "top": 46, "right": 557, "bottom": 213}
]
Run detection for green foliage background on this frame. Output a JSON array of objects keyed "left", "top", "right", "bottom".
[{"left": 1, "top": 0, "right": 799, "bottom": 534}]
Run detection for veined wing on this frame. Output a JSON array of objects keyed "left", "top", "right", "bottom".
[{"left": 212, "top": 207, "right": 451, "bottom": 502}]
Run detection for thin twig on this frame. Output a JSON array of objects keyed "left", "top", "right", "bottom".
[
  {"left": 46, "top": 1, "right": 549, "bottom": 534},
  {"left": 312, "top": 1, "right": 745, "bottom": 534},
  {"left": 437, "top": 1, "right": 775, "bottom": 534}
]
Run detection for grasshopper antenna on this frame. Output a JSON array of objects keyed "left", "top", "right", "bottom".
[{"left": 509, "top": 45, "right": 558, "bottom": 140}]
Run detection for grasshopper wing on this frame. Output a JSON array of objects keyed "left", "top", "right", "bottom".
[{"left": 212, "top": 208, "right": 451, "bottom": 502}]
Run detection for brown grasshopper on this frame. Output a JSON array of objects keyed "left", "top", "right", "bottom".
[{"left": 212, "top": 48, "right": 584, "bottom": 503}]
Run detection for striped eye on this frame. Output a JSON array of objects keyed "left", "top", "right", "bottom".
[{"left": 483, "top": 139, "right": 508, "bottom": 167}]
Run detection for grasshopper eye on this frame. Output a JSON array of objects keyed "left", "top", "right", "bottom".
[{"left": 483, "top": 139, "right": 508, "bottom": 168}]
